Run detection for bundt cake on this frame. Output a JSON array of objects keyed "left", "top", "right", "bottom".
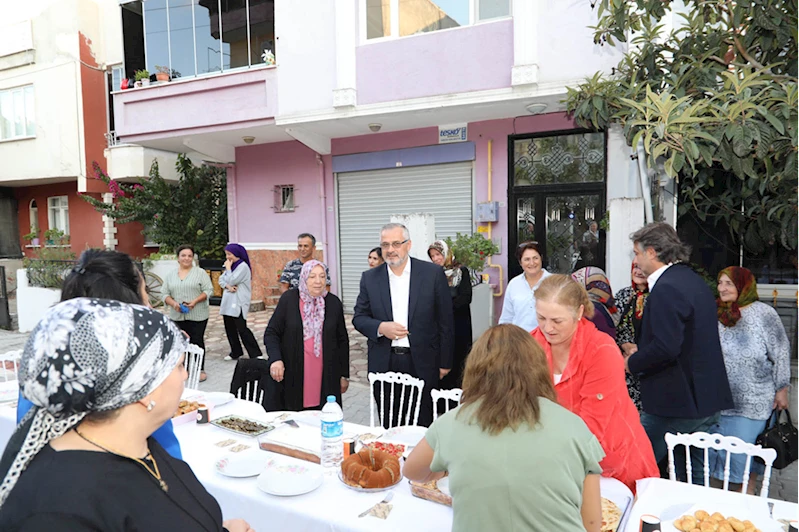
[{"left": 341, "top": 446, "right": 401, "bottom": 489}]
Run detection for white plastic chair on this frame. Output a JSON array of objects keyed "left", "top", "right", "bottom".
[
  {"left": 183, "top": 344, "right": 204, "bottom": 390},
  {"left": 236, "top": 380, "right": 266, "bottom": 405},
  {"left": 368, "top": 371, "right": 424, "bottom": 429},
  {"left": 431, "top": 388, "right": 463, "bottom": 421},
  {"left": 0, "top": 350, "right": 21, "bottom": 382},
  {"left": 665, "top": 431, "right": 777, "bottom": 497}
]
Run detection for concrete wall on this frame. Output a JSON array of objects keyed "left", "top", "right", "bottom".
[
  {"left": 274, "top": 0, "right": 337, "bottom": 116},
  {"left": 356, "top": 18, "right": 513, "bottom": 105},
  {"left": 17, "top": 269, "right": 61, "bottom": 333}
]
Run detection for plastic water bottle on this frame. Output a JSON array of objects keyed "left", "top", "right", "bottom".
[{"left": 321, "top": 395, "right": 344, "bottom": 471}]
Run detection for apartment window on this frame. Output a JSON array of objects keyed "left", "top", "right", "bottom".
[
  {"left": 0, "top": 85, "right": 35, "bottom": 141},
  {"left": 273, "top": 185, "right": 295, "bottom": 213},
  {"left": 47, "top": 196, "right": 69, "bottom": 235},
  {"left": 128, "top": 0, "right": 274, "bottom": 80},
  {"left": 29, "top": 199, "right": 38, "bottom": 233},
  {"left": 366, "top": 0, "right": 510, "bottom": 40}
]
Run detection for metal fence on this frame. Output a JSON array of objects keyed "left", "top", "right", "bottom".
[
  {"left": 0, "top": 266, "right": 10, "bottom": 330},
  {"left": 25, "top": 259, "right": 79, "bottom": 289}
]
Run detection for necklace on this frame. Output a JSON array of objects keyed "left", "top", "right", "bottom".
[{"left": 75, "top": 428, "right": 169, "bottom": 492}]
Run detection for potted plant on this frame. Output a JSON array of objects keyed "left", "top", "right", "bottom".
[
  {"left": 43, "top": 228, "right": 69, "bottom": 247},
  {"left": 261, "top": 49, "right": 275, "bottom": 66},
  {"left": 443, "top": 232, "right": 500, "bottom": 285},
  {"left": 23, "top": 229, "right": 40, "bottom": 247},
  {"left": 135, "top": 69, "right": 150, "bottom": 87},
  {"left": 155, "top": 65, "right": 170, "bottom": 82}
]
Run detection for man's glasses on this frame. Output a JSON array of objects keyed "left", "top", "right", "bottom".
[{"left": 379, "top": 239, "right": 409, "bottom": 250}]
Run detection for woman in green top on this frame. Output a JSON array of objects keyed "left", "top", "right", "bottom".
[
  {"left": 404, "top": 324, "right": 604, "bottom": 532},
  {"left": 162, "top": 245, "right": 214, "bottom": 381}
]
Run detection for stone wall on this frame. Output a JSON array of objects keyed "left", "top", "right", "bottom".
[{"left": 248, "top": 249, "right": 326, "bottom": 306}]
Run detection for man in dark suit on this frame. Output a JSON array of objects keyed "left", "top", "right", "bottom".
[
  {"left": 624, "top": 222, "right": 733, "bottom": 483},
  {"left": 353, "top": 223, "right": 454, "bottom": 427}
]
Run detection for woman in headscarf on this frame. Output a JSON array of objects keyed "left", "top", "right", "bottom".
[
  {"left": 427, "top": 240, "right": 472, "bottom": 389},
  {"left": 570, "top": 267, "right": 619, "bottom": 340},
  {"left": 16, "top": 249, "right": 184, "bottom": 459},
  {"left": 264, "top": 260, "right": 350, "bottom": 409},
  {"left": 0, "top": 299, "right": 254, "bottom": 532},
  {"left": 219, "top": 243, "right": 263, "bottom": 360},
  {"left": 708, "top": 266, "right": 791, "bottom": 494},
  {"left": 613, "top": 261, "right": 649, "bottom": 410}
]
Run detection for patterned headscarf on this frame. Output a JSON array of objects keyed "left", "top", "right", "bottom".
[
  {"left": 299, "top": 260, "right": 327, "bottom": 358},
  {"left": 631, "top": 261, "right": 649, "bottom": 320},
  {"left": 717, "top": 266, "right": 758, "bottom": 327},
  {"left": 225, "top": 243, "right": 251, "bottom": 273},
  {"left": 0, "top": 298, "right": 187, "bottom": 506},
  {"left": 428, "top": 240, "right": 462, "bottom": 288},
  {"left": 571, "top": 267, "right": 620, "bottom": 326}
]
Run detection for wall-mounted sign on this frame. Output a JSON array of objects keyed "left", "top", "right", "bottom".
[{"left": 438, "top": 123, "right": 467, "bottom": 144}]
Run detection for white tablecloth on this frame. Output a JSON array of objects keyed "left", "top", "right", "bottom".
[
  {"left": 625, "top": 477, "right": 799, "bottom": 532},
  {"left": 175, "top": 399, "right": 637, "bottom": 532}
]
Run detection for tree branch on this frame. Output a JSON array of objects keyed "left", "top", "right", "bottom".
[{"left": 733, "top": 35, "right": 767, "bottom": 71}]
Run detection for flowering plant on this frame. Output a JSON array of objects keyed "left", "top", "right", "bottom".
[
  {"left": 80, "top": 156, "right": 229, "bottom": 259},
  {"left": 261, "top": 49, "right": 275, "bottom": 65},
  {"left": 443, "top": 232, "right": 499, "bottom": 273}
]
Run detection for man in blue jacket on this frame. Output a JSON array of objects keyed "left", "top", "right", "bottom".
[{"left": 624, "top": 223, "right": 733, "bottom": 483}]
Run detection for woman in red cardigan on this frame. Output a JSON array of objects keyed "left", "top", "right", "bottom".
[{"left": 531, "top": 274, "right": 658, "bottom": 492}]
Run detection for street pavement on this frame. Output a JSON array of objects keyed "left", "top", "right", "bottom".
[{"left": 1, "top": 307, "right": 797, "bottom": 502}]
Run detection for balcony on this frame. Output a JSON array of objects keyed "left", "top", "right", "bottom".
[{"left": 112, "top": 66, "right": 278, "bottom": 145}]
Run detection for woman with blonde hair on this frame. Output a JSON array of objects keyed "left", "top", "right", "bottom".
[
  {"left": 404, "top": 324, "right": 604, "bottom": 532},
  {"left": 532, "top": 274, "right": 658, "bottom": 491}
]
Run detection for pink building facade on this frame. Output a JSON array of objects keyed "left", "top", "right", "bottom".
[{"left": 110, "top": 0, "right": 647, "bottom": 314}]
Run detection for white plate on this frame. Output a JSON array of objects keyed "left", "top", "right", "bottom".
[
  {"left": 202, "top": 392, "right": 234, "bottom": 407},
  {"left": 257, "top": 458, "right": 323, "bottom": 496},
  {"left": 381, "top": 425, "right": 427, "bottom": 447},
  {"left": 437, "top": 477, "right": 450, "bottom": 497},
  {"left": 215, "top": 451, "right": 270, "bottom": 478},
  {"left": 660, "top": 502, "right": 781, "bottom": 532}
]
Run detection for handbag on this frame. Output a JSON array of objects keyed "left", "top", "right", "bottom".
[{"left": 755, "top": 409, "right": 798, "bottom": 469}]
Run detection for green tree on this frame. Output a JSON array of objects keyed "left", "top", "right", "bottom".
[
  {"left": 82, "top": 155, "right": 229, "bottom": 259},
  {"left": 564, "top": 0, "right": 797, "bottom": 253}
]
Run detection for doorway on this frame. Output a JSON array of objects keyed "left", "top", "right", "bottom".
[{"left": 508, "top": 130, "right": 606, "bottom": 279}]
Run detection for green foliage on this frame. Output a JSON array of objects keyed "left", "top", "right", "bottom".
[
  {"left": 81, "top": 155, "right": 229, "bottom": 259},
  {"left": 23, "top": 229, "right": 77, "bottom": 288},
  {"left": 443, "top": 232, "right": 500, "bottom": 272},
  {"left": 134, "top": 69, "right": 150, "bottom": 81},
  {"left": 564, "top": 0, "right": 798, "bottom": 253}
]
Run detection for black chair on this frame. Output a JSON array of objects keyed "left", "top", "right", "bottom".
[{"left": 229, "top": 358, "right": 283, "bottom": 411}]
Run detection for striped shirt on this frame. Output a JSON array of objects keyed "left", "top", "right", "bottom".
[{"left": 161, "top": 266, "right": 214, "bottom": 322}]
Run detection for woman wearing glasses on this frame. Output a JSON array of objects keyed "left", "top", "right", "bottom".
[{"left": 499, "top": 242, "right": 552, "bottom": 332}]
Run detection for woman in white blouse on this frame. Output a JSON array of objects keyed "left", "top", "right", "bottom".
[{"left": 499, "top": 241, "right": 551, "bottom": 332}]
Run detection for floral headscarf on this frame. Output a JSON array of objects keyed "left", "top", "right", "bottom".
[
  {"left": 0, "top": 298, "right": 187, "bottom": 507},
  {"left": 299, "top": 260, "right": 327, "bottom": 358},
  {"left": 224, "top": 243, "right": 251, "bottom": 273},
  {"left": 427, "top": 240, "right": 462, "bottom": 288},
  {"left": 717, "top": 266, "right": 758, "bottom": 327},
  {"left": 571, "top": 266, "right": 620, "bottom": 326}
]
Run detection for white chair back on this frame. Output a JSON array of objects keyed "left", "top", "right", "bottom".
[
  {"left": 0, "top": 350, "right": 21, "bottom": 383},
  {"left": 665, "top": 431, "right": 777, "bottom": 497},
  {"left": 183, "top": 344, "right": 204, "bottom": 390},
  {"left": 236, "top": 381, "right": 266, "bottom": 405},
  {"left": 368, "top": 371, "right": 424, "bottom": 429},
  {"left": 431, "top": 388, "right": 463, "bottom": 421}
]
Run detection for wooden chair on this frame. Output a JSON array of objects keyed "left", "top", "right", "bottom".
[
  {"left": 183, "top": 344, "right": 204, "bottom": 391},
  {"left": 431, "top": 388, "right": 463, "bottom": 421},
  {"left": 368, "top": 371, "right": 424, "bottom": 429},
  {"left": 665, "top": 431, "right": 777, "bottom": 497}
]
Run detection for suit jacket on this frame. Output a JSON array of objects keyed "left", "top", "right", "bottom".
[
  {"left": 352, "top": 258, "right": 454, "bottom": 384},
  {"left": 263, "top": 290, "right": 349, "bottom": 410},
  {"left": 628, "top": 264, "right": 733, "bottom": 418}
]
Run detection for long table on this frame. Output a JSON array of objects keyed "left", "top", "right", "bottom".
[{"left": 175, "top": 399, "right": 634, "bottom": 532}]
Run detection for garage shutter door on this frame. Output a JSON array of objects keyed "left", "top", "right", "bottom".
[{"left": 337, "top": 162, "right": 473, "bottom": 311}]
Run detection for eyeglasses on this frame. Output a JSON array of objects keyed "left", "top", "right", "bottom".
[{"left": 379, "top": 239, "right": 409, "bottom": 250}]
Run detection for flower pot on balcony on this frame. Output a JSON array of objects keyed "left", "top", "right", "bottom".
[
  {"left": 156, "top": 72, "right": 169, "bottom": 82},
  {"left": 141, "top": 79, "right": 151, "bottom": 87},
  {"left": 31, "top": 238, "right": 40, "bottom": 246}
]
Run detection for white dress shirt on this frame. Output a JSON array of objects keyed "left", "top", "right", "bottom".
[
  {"left": 498, "top": 270, "right": 552, "bottom": 332},
  {"left": 647, "top": 263, "right": 672, "bottom": 291},
  {"left": 387, "top": 258, "right": 411, "bottom": 347}
]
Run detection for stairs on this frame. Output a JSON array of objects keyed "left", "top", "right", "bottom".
[{"left": 262, "top": 285, "right": 283, "bottom": 309}]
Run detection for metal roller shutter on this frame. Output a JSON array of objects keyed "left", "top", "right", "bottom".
[{"left": 337, "top": 162, "right": 473, "bottom": 311}]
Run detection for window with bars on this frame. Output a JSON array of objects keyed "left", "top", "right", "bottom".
[{"left": 273, "top": 185, "right": 295, "bottom": 213}]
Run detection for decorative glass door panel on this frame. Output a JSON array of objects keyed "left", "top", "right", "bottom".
[
  {"left": 545, "top": 194, "right": 602, "bottom": 274},
  {"left": 516, "top": 197, "right": 536, "bottom": 244}
]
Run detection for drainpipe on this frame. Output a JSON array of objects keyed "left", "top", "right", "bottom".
[
  {"left": 636, "top": 140, "right": 654, "bottom": 224},
  {"left": 316, "top": 154, "right": 329, "bottom": 266},
  {"left": 485, "top": 140, "right": 504, "bottom": 297}
]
